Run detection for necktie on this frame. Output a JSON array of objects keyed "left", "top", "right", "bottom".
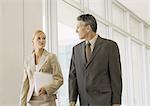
[{"left": 85, "top": 42, "right": 91, "bottom": 62}]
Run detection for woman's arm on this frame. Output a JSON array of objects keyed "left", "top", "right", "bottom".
[
  {"left": 20, "top": 64, "right": 29, "bottom": 106},
  {"left": 44, "top": 54, "right": 63, "bottom": 96}
]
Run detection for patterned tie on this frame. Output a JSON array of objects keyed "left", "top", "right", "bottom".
[{"left": 85, "top": 41, "right": 91, "bottom": 62}]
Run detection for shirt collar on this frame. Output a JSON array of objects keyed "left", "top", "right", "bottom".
[{"left": 86, "top": 34, "right": 98, "bottom": 46}]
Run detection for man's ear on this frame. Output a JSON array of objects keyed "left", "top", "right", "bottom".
[{"left": 87, "top": 25, "right": 91, "bottom": 32}]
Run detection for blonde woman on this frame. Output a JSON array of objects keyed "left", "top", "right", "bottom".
[{"left": 20, "top": 30, "right": 63, "bottom": 106}]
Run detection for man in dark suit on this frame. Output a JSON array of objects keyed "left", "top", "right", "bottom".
[{"left": 69, "top": 14, "right": 122, "bottom": 106}]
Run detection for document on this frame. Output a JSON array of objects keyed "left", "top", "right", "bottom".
[{"left": 34, "top": 72, "right": 55, "bottom": 95}]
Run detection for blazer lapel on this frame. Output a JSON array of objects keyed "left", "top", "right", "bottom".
[
  {"left": 30, "top": 54, "right": 36, "bottom": 73},
  {"left": 81, "top": 41, "right": 87, "bottom": 66},
  {"left": 37, "top": 49, "right": 49, "bottom": 72},
  {"left": 86, "top": 36, "right": 103, "bottom": 67}
]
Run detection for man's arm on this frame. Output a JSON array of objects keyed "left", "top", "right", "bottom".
[
  {"left": 69, "top": 47, "right": 78, "bottom": 105},
  {"left": 108, "top": 42, "right": 122, "bottom": 105}
]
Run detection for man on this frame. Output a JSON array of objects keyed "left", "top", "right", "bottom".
[{"left": 69, "top": 14, "right": 122, "bottom": 106}]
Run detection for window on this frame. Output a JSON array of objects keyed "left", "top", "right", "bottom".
[
  {"left": 112, "top": 30, "right": 129, "bottom": 105},
  {"left": 129, "top": 16, "right": 141, "bottom": 39},
  {"left": 131, "top": 41, "right": 146, "bottom": 105},
  {"left": 112, "top": 3, "right": 125, "bottom": 30},
  {"left": 43, "top": 0, "right": 150, "bottom": 105},
  {"left": 97, "top": 21, "right": 108, "bottom": 38},
  {"left": 144, "top": 26, "right": 150, "bottom": 45},
  {"left": 89, "top": 0, "right": 106, "bottom": 19},
  {"left": 57, "top": 0, "right": 81, "bottom": 105}
]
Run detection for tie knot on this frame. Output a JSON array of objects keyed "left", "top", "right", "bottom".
[{"left": 87, "top": 42, "right": 91, "bottom": 46}]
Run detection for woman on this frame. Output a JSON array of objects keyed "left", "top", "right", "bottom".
[{"left": 20, "top": 30, "right": 63, "bottom": 106}]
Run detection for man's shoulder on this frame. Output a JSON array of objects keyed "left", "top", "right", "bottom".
[
  {"left": 100, "top": 37, "right": 118, "bottom": 47},
  {"left": 73, "top": 41, "right": 85, "bottom": 48}
]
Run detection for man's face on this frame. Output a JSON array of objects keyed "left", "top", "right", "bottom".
[{"left": 75, "top": 21, "right": 89, "bottom": 40}]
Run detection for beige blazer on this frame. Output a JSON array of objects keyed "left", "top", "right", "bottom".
[{"left": 20, "top": 49, "right": 63, "bottom": 106}]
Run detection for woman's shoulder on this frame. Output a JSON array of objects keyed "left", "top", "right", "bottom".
[
  {"left": 44, "top": 49, "right": 57, "bottom": 58},
  {"left": 23, "top": 55, "right": 33, "bottom": 67}
]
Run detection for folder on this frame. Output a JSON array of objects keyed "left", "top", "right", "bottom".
[{"left": 34, "top": 72, "right": 56, "bottom": 95}]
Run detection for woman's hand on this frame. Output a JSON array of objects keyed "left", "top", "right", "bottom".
[{"left": 39, "top": 87, "right": 47, "bottom": 96}]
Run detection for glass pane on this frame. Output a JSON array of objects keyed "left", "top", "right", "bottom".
[
  {"left": 65, "top": 0, "right": 80, "bottom": 4},
  {"left": 130, "top": 16, "right": 140, "bottom": 39},
  {"left": 112, "top": 30, "right": 129, "bottom": 105},
  {"left": 89, "top": 0, "right": 105, "bottom": 19},
  {"left": 131, "top": 41, "right": 146, "bottom": 106},
  {"left": 74, "top": 0, "right": 80, "bottom": 3},
  {"left": 97, "top": 21, "right": 108, "bottom": 38},
  {"left": 144, "top": 26, "right": 150, "bottom": 45},
  {"left": 146, "top": 49, "right": 150, "bottom": 106},
  {"left": 57, "top": 0, "right": 81, "bottom": 105},
  {"left": 112, "top": 3, "right": 125, "bottom": 30},
  {"left": 63, "top": 0, "right": 81, "bottom": 8}
]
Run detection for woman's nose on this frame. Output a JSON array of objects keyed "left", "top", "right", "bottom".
[{"left": 75, "top": 29, "right": 78, "bottom": 33}]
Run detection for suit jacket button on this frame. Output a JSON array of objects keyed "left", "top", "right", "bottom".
[{"left": 86, "top": 89, "right": 89, "bottom": 93}]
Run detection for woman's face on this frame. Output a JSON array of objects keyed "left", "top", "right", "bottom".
[{"left": 33, "top": 33, "right": 46, "bottom": 50}]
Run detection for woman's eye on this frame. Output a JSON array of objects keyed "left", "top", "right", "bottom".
[
  {"left": 38, "top": 37, "right": 41, "bottom": 40},
  {"left": 43, "top": 37, "right": 46, "bottom": 40}
]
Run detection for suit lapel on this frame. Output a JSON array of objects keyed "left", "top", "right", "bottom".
[
  {"left": 81, "top": 41, "right": 87, "bottom": 66},
  {"left": 30, "top": 54, "right": 36, "bottom": 73},
  {"left": 86, "top": 36, "right": 103, "bottom": 68}
]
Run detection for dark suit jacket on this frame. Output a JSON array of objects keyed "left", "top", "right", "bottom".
[{"left": 69, "top": 36, "right": 122, "bottom": 106}]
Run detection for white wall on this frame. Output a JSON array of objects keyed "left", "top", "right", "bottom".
[
  {"left": 0, "top": 0, "right": 23, "bottom": 105},
  {"left": 0, "top": 0, "right": 42, "bottom": 105},
  {"left": 24, "top": 0, "right": 43, "bottom": 60}
]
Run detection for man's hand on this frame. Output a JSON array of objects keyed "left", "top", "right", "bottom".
[
  {"left": 69, "top": 101, "right": 75, "bottom": 106},
  {"left": 113, "top": 104, "right": 120, "bottom": 106}
]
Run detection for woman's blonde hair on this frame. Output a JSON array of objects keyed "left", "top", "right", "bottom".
[{"left": 32, "top": 30, "right": 46, "bottom": 53}]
